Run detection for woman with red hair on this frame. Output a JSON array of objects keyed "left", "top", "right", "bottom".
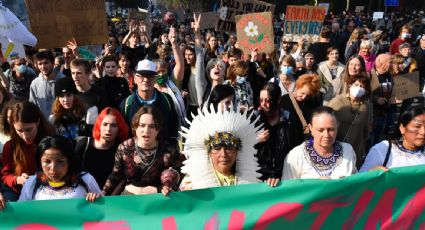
[{"left": 74, "top": 107, "right": 129, "bottom": 188}]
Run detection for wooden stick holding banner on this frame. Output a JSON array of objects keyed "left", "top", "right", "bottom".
[
  {"left": 236, "top": 12, "right": 274, "bottom": 54},
  {"left": 283, "top": 5, "right": 326, "bottom": 43}
]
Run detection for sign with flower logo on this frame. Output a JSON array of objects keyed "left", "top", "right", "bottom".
[{"left": 235, "top": 12, "right": 274, "bottom": 54}]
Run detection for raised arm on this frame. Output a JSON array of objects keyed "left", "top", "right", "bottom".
[{"left": 170, "top": 27, "right": 184, "bottom": 82}]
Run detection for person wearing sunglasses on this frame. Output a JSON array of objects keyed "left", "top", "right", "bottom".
[{"left": 254, "top": 83, "right": 298, "bottom": 187}]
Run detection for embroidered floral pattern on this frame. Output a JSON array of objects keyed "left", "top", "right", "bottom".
[{"left": 304, "top": 139, "right": 343, "bottom": 177}]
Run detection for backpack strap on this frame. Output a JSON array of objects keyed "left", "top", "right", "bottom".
[
  {"left": 81, "top": 137, "right": 91, "bottom": 170},
  {"left": 124, "top": 95, "right": 134, "bottom": 118},
  {"left": 383, "top": 140, "right": 392, "bottom": 167}
]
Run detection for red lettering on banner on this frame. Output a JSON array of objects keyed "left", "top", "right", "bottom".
[
  {"left": 83, "top": 221, "right": 130, "bottom": 230},
  {"left": 342, "top": 190, "right": 374, "bottom": 230},
  {"left": 162, "top": 216, "right": 178, "bottom": 230},
  {"left": 392, "top": 185, "right": 425, "bottom": 229},
  {"left": 309, "top": 197, "right": 350, "bottom": 230},
  {"left": 252, "top": 202, "right": 304, "bottom": 230},
  {"left": 228, "top": 210, "right": 245, "bottom": 230},
  {"left": 15, "top": 224, "right": 59, "bottom": 230},
  {"left": 364, "top": 188, "right": 396, "bottom": 229},
  {"left": 204, "top": 213, "right": 219, "bottom": 230}
]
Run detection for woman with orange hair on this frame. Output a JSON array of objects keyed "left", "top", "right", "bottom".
[
  {"left": 280, "top": 73, "right": 322, "bottom": 146},
  {"left": 74, "top": 107, "right": 129, "bottom": 188}
]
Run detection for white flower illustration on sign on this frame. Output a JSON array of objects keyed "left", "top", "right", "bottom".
[{"left": 244, "top": 21, "right": 258, "bottom": 37}]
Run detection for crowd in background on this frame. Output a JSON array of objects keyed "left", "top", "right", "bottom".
[{"left": 0, "top": 6, "right": 425, "bottom": 210}]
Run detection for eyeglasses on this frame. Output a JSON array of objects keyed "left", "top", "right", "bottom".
[{"left": 258, "top": 98, "right": 271, "bottom": 103}]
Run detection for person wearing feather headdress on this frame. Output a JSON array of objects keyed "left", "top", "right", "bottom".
[{"left": 179, "top": 105, "right": 263, "bottom": 190}]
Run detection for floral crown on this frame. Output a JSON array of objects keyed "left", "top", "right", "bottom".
[{"left": 204, "top": 131, "right": 242, "bottom": 152}]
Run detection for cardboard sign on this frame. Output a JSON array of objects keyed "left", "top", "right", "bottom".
[
  {"left": 217, "top": 0, "right": 275, "bottom": 32},
  {"left": 236, "top": 12, "right": 274, "bottom": 53},
  {"left": 128, "top": 9, "right": 149, "bottom": 22},
  {"left": 373, "top": 12, "right": 384, "bottom": 21},
  {"left": 318, "top": 3, "right": 330, "bottom": 15},
  {"left": 199, "top": 11, "right": 219, "bottom": 30},
  {"left": 24, "top": 0, "right": 108, "bottom": 48},
  {"left": 0, "top": 36, "right": 26, "bottom": 62},
  {"left": 355, "top": 6, "right": 365, "bottom": 12},
  {"left": 283, "top": 5, "right": 326, "bottom": 42},
  {"left": 392, "top": 71, "right": 420, "bottom": 101}
]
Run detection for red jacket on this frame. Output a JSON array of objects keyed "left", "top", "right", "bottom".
[{"left": 1, "top": 140, "right": 37, "bottom": 194}]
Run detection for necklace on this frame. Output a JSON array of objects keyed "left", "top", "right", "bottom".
[
  {"left": 135, "top": 145, "right": 157, "bottom": 166},
  {"left": 396, "top": 140, "right": 425, "bottom": 155},
  {"left": 304, "top": 139, "right": 343, "bottom": 177}
]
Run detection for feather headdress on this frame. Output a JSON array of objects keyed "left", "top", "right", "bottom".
[{"left": 180, "top": 105, "right": 263, "bottom": 189}]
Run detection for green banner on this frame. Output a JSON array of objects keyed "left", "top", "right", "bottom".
[{"left": 2, "top": 166, "right": 425, "bottom": 229}]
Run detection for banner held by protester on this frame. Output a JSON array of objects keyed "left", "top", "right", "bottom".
[
  {"left": 236, "top": 12, "right": 274, "bottom": 54},
  {"left": 283, "top": 5, "right": 326, "bottom": 42},
  {"left": 2, "top": 166, "right": 425, "bottom": 229},
  {"left": 392, "top": 71, "right": 420, "bottom": 101},
  {"left": 24, "top": 0, "right": 108, "bottom": 48},
  {"left": 217, "top": 0, "right": 275, "bottom": 32}
]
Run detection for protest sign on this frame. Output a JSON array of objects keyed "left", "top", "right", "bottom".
[
  {"left": 236, "top": 12, "right": 274, "bottom": 53},
  {"left": 2, "top": 166, "right": 425, "bottom": 229},
  {"left": 0, "top": 36, "right": 26, "bottom": 62},
  {"left": 392, "top": 71, "right": 420, "bottom": 101},
  {"left": 373, "top": 12, "right": 384, "bottom": 21},
  {"left": 318, "top": 3, "right": 330, "bottom": 15},
  {"left": 284, "top": 5, "right": 326, "bottom": 42},
  {"left": 128, "top": 8, "right": 148, "bottom": 22},
  {"left": 217, "top": 0, "right": 275, "bottom": 32},
  {"left": 355, "top": 6, "right": 365, "bottom": 12},
  {"left": 199, "top": 11, "right": 219, "bottom": 30},
  {"left": 127, "top": 9, "right": 152, "bottom": 33},
  {"left": 24, "top": 0, "right": 108, "bottom": 48},
  {"left": 77, "top": 45, "right": 103, "bottom": 61}
]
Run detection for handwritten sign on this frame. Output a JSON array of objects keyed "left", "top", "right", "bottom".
[
  {"left": 373, "top": 12, "right": 384, "bottom": 21},
  {"left": 284, "top": 5, "right": 326, "bottom": 42},
  {"left": 392, "top": 71, "right": 420, "bottom": 101},
  {"left": 217, "top": 0, "right": 275, "bottom": 32},
  {"left": 236, "top": 12, "right": 274, "bottom": 53},
  {"left": 199, "top": 11, "right": 219, "bottom": 30},
  {"left": 24, "top": 0, "right": 108, "bottom": 48},
  {"left": 355, "top": 6, "right": 365, "bottom": 12}
]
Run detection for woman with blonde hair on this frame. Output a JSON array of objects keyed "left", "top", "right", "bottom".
[{"left": 345, "top": 28, "right": 368, "bottom": 61}]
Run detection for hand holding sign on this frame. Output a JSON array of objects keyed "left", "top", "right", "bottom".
[{"left": 67, "top": 38, "right": 78, "bottom": 57}]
